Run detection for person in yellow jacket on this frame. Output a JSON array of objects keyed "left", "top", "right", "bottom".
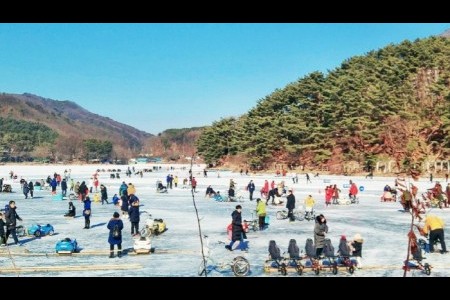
[
  {"left": 256, "top": 198, "right": 267, "bottom": 230},
  {"left": 423, "top": 214, "right": 447, "bottom": 254},
  {"left": 304, "top": 195, "right": 316, "bottom": 219},
  {"left": 127, "top": 183, "right": 136, "bottom": 196}
]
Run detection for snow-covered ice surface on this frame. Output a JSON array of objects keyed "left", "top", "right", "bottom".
[{"left": 0, "top": 164, "right": 449, "bottom": 277}]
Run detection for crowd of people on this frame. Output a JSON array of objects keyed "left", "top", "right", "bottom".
[{"left": 1, "top": 165, "right": 448, "bottom": 272}]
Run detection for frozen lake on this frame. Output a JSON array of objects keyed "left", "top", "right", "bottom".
[{"left": 0, "top": 164, "right": 449, "bottom": 277}]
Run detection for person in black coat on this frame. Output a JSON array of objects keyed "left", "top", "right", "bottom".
[
  {"left": 228, "top": 187, "right": 236, "bottom": 201},
  {"left": 100, "top": 184, "right": 109, "bottom": 205},
  {"left": 226, "top": 205, "right": 246, "bottom": 251},
  {"left": 64, "top": 201, "right": 76, "bottom": 217},
  {"left": 247, "top": 180, "right": 255, "bottom": 201},
  {"left": 5, "top": 201, "right": 22, "bottom": 245},
  {"left": 286, "top": 189, "right": 296, "bottom": 222},
  {"left": 22, "top": 181, "right": 30, "bottom": 199},
  {"left": 128, "top": 200, "right": 140, "bottom": 236},
  {"left": 0, "top": 212, "right": 6, "bottom": 245},
  {"left": 120, "top": 193, "right": 129, "bottom": 216},
  {"left": 61, "top": 179, "right": 68, "bottom": 197},
  {"left": 78, "top": 181, "right": 88, "bottom": 200},
  {"left": 107, "top": 212, "right": 124, "bottom": 258},
  {"left": 28, "top": 181, "right": 34, "bottom": 198}
]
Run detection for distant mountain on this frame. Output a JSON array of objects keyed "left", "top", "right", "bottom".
[
  {"left": 141, "top": 127, "right": 204, "bottom": 162},
  {"left": 0, "top": 93, "right": 152, "bottom": 161}
]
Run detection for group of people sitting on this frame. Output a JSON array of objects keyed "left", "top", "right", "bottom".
[{"left": 205, "top": 185, "right": 240, "bottom": 202}]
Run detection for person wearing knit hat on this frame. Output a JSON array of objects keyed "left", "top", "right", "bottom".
[
  {"left": 351, "top": 233, "right": 364, "bottom": 268},
  {"left": 107, "top": 211, "right": 123, "bottom": 258},
  {"left": 337, "top": 235, "right": 351, "bottom": 257}
]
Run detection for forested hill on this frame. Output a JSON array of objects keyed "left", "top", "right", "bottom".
[
  {"left": 0, "top": 93, "right": 152, "bottom": 161},
  {"left": 197, "top": 35, "right": 450, "bottom": 173}
]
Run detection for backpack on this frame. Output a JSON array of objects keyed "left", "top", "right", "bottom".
[
  {"left": 113, "top": 224, "right": 120, "bottom": 238},
  {"left": 305, "top": 238, "right": 316, "bottom": 257},
  {"left": 268, "top": 240, "right": 281, "bottom": 260},
  {"left": 323, "top": 238, "right": 335, "bottom": 257},
  {"left": 288, "top": 239, "right": 300, "bottom": 259}
]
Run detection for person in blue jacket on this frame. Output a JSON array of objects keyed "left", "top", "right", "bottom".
[
  {"left": 128, "top": 200, "right": 140, "bottom": 236},
  {"left": 107, "top": 212, "right": 124, "bottom": 258},
  {"left": 50, "top": 178, "right": 58, "bottom": 195},
  {"left": 83, "top": 196, "right": 92, "bottom": 229},
  {"left": 112, "top": 194, "right": 120, "bottom": 205}
]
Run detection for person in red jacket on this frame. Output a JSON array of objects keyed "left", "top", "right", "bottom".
[
  {"left": 349, "top": 180, "right": 358, "bottom": 201},
  {"left": 191, "top": 177, "right": 197, "bottom": 193}
]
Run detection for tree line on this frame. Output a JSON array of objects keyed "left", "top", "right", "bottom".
[{"left": 197, "top": 36, "right": 450, "bottom": 171}]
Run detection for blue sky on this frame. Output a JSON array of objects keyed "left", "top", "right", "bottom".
[{"left": 0, "top": 23, "right": 449, "bottom": 135}]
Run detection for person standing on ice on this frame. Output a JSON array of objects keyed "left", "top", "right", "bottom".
[
  {"left": 256, "top": 198, "right": 266, "bottom": 230},
  {"left": 286, "top": 189, "right": 296, "bottom": 222},
  {"left": 304, "top": 195, "right": 316, "bottom": 218},
  {"left": 78, "top": 181, "right": 88, "bottom": 200},
  {"left": 314, "top": 214, "right": 328, "bottom": 257},
  {"left": 83, "top": 196, "right": 92, "bottom": 229},
  {"left": 28, "top": 181, "right": 34, "bottom": 199},
  {"left": 119, "top": 181, "right": 127, "bottom": 197},
  {"left": 61, "top": 178, "right": 68, "bottom": 197},
  {"left": 306, "top": 173, "right": 311, "bottom": 184},
  {"left": 120, "top": 191, "right": 129, "bottom": 217},
  {"left": 191, "top": 177, "right": 197, "bottom": 193},
  {"left": 128, "top": 200, "right": 140, "bottom": 236},
  {"left": 50, "top": 177, "right": 58, "bottom": 195},
  {"left": 247, "top": 180, "right": 255, "bottom": 201},
  {"left": 5, "top": 200, "right": 22, "bottom": 246},
  {"left": 107, "top": 212, "right": 123, "bottom": 258},
  {"left": 225, "top": 205, "right": 246, "bottom": 251},
  {"left": 349, "top": 180, "right": 358, "bottom": 201},
  {"left": 0, "top": 212, "right": 6, "bottom": 246},
  {"left": 22, "top": 181, "right": 29, "bottom": 199},
  {"left": 100, "top": 184, "right": 109, "bottom": 205},
  {"left": 5, "top": 201, "right": 22, "bottom": 246}
]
